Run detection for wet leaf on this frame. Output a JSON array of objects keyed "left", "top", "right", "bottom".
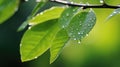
[
  {"left": 58, "top": 7, "right": 80, "bottom": 28},
  {"left": 66, "top": 10, "right": 96, "bottom": 41},
  {"left": 106, "top": 8, "right": 120, "bottom": 21}
]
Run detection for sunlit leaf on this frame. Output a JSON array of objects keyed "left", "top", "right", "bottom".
[
  {"left": 29, "top": 7, "right": 65, "bottom": 25},
  {"left": 106, "top": 8, "right": 120, "bottom": 21},
  {"left": 20, "top": 19, "right": 61, "bottom": 62},
  {"left": 66, "top": 10, "right": 96, "bottom": 41},
  {"left": 50, "top": 29, "right": 69, "bottom": 64},
  {"left": 0, "top": 0, "right": 19, "bottom": 24}
]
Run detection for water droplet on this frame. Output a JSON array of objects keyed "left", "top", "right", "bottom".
[
  {"left": 80, "top": 24, "right": 82, "bottom": 26},
  {"left": 81, "top": 36, "right": 84, "bottom": 38},
  {"left": 20, "top": 44, "right": 22, "bottom": 47},
  {"left": 76, "top": 28, "right": 79, "bottom": 30},
  {"left": 25, "top": 0, "right": 29, "bottom": 2},
  {"left": 36, "top": 14, "right": 40, "bottom": 16},
  {"left": 110, "top": 14, "right": 113, "bottom": 17},
  {"left": 62, "top": 25, "right": 65, "bottom": 28},
  {"left": 74, "top": 38, "right": 77, "bottom": 40},
  {"left": 40, "top": 12, "right": 43, "bottom": 15},
  {"left": 86, "top": 34, "right": 89, "bottom": 36},
  {"left": 81, "top": 31, "right": 84, "bottom": 34},
  {"left": 73, "top": 9, "right": 76, "bottom": 12},
  {"left": 35, "top": 56, "right": 38, "bottom": 59},
  {"left": 28, "top": 26, "right": 32, "bottom": 30},
  {"left": 66, "top": 13, "right": 69, "bottom": 16},
  {"left": 71, "top": 2, "right": 74, "bottom": 4},
  {"left": 100, "top": 0, "right": 104, "bottom": 3},
  {"left": 15, "top": 8, "right": 18, "bottom": 12},
  {"left": 36, "top": 0, "right": 41, "bottom": 2},
  {"left": 87, "top": 24, "right": 91, "bottom": 26},
  {"left": 69, "top": 33, "right": 72, "bottom": 36},
  {"left": 78, "top": 40, "right": 81, "bottom": 44},
  {"left": 78, "top": 32, "right": 80, "bottom": 34},
  {"left": 113, "top": 12, "right": 117, "bottom": 13}
]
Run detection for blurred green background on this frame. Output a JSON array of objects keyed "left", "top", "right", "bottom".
[{"left": 0, "top": 0, "right": 120, "bottom": 67}]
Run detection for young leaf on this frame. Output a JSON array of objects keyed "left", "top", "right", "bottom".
[
  {"left": 106, "top": 8, "right": 120, "bottom": 21},
  {"left": 18, "top": 0, "right": 47, "bottom": 31},
  {"left": 29, "top": 7, "right": 65, "bottom": 25},
  {"left": 58, "top": 7, "right": 80, "bottom": 28},
  {"left": 20, "top": 19, "right": 61, "bottom": 62},
  {"left": 50, "top": 29, "right": 69, "bottom": 64},
  {"left": 0, "top": 0, "right": 19, "bottom": 24},
  {"left": 66, "top": 10, "right": 96, "bottom": 41}
]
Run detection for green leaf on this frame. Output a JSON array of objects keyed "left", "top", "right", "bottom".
[
  {"left": 106, "top": 8, "right": 120, "bottom": 21},
  {"left": 18, "top": 0, "right": 47, "bottom": 31},
  {"left": 50, "top": 29, "right": 69, "bottom": 64},
  {"left": 0, "top": 0, "right": 19, "bottom": 24},
  {"left": 58, "top": 7, "right": 80, "bottom": 28},
  {"left": 66, "top": 10, "right": 96, "bottom": 41},
  {"left": 29, "top": 7, "right": 65, "bottom": 25},
  {"left": 20, "top": 19, "right": 61, "bottom": 62}
]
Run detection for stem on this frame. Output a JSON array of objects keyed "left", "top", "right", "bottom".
[{"left": 50, "top": 0, "right": 120, "bottom": 9}]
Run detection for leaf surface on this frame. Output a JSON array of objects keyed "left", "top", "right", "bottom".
[
  {"left": 66, "top": 10, "right": 96, "bottom": 41},
  {"left": 29, "top": 7, "right": 65, "bottom": 25},
  {"left": 106, "top": 8, "right": 120, "bottom": 21},
  {"left": 50, "top": 29, "right": 69, "bottom": 63},
  {"left": 58, "top": 7, "right": 79, "bottom": 28},
  {"left": 0, "top": 0, "right": 19, "bottom": 24},
  {"left": 20, "top": 19, "right": 61, "bottom": 62}
]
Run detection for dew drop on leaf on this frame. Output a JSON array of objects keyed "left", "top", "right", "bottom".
[
  {"left": 74, "top": 38, "right": 77, "bottom": 40},
  {"left": 35, "top": 56, "right": 38, "bottom": 59},
  {"left": 86, "top": 34, "right": 89, "bottom": 36},
  {"left": 66, "top": 13, "right": 69, "bottom": 16},
  {"left": 36, "top": 0, "right": 41, "bottom": 2},
  {"left": 78, "top": 40, "right": 81, "bottom": 44},
  {"left": 100, "top": 0, "right": 104, "bottom": 3},
  {"left": 28, "top": 26, "right": 32, "bottom": 30},
  {"left": 25, "top": 0, "right": 29, "bottom": 2},
  {"left": 78, "top": 32, "right": 80, "bottom": 34}
]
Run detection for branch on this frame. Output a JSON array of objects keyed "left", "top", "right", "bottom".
[{"left": 50, "top": 0, "right": 120, "bottom": 9}]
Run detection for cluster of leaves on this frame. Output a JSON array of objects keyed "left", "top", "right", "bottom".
[{"left": 0, "top": 0, "right": 120, "bottom": 64}]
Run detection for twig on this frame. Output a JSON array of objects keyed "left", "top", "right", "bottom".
[{"left": 50, "top": 0, "right": 120, "bottom": 9}]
